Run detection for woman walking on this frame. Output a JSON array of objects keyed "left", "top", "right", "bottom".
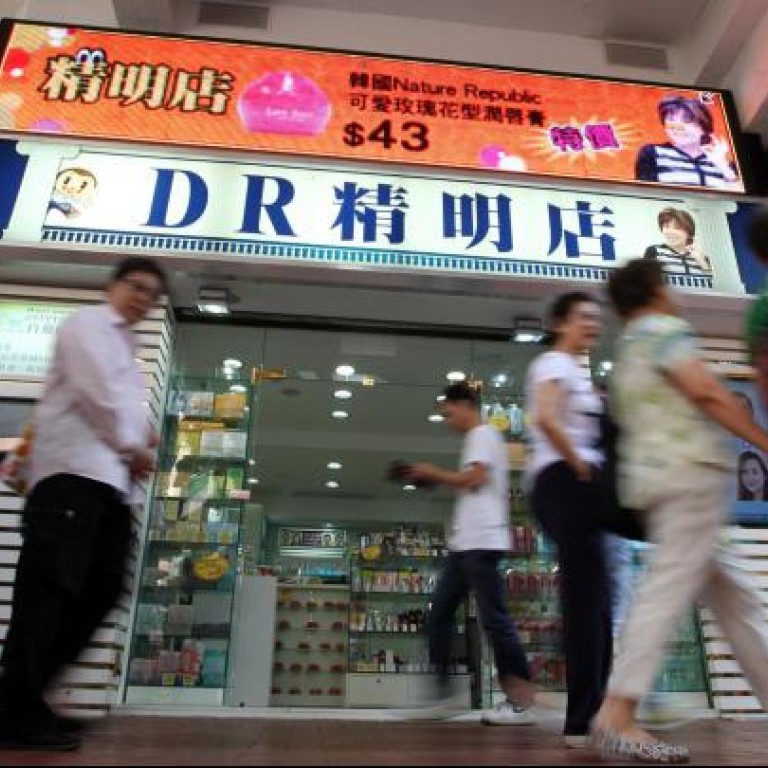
[{"left": 525, "top": 291, "right": 613, "bottom": 747}]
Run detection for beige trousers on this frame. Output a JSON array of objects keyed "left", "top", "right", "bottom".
[{"left": 609, "top": 465, "right": 768, "bottom": 708}]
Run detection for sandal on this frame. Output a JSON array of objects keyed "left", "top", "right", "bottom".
[{"left": 588, "top": 726, "right": 690, "bottom": 764}]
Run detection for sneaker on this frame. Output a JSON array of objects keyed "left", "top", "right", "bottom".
[
  {"left": 564, "top": 734, "right": 588, "bottom": 749},
  {"left": 481, "top": 700, "right": 536, "bottom": 726},
  {"left": 400, "top": 677, "right": 466, "bottom": 721}
]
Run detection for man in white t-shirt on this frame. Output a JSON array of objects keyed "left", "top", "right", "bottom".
[{"left": 406, "top": 383, "right": 535, "bottom": 723}]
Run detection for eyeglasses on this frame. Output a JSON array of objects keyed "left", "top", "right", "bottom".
[{"left": 120, "top": 277, "right": 163, "bottom": 302}]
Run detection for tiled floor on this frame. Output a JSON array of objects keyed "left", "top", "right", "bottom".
[{"left": 0, "top": 711, "right": 765, "bottom": 765}]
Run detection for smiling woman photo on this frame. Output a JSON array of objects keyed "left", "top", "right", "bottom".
[
  {"left": 738, "top": 450, "right": 768, "bottom": 501},
  {"left": 643, "top": 208, "right": 711, "bottom": 277},
  {"left": 635, "top": 95, "right": 740, "bottom": 190}
]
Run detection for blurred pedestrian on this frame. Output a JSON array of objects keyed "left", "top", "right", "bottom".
[
  {"left": 0, "top": 257, "right": 167, "bottom": 751},
  {"left": 406, "top": 382, "right": 536, "bottom": 722},
  {"left": 525, "top": 291, "right": 613, "bottom": 748},
  {"left": 591, "top": 258, "right": 768, "bottom": 764}
]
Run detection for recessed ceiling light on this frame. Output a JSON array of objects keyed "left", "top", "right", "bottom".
[
  {"left": 248, "top": 478, "right": 259, "bottom": 485},
  {"left": 334, "top": 389, "right": 353, "bottom": 400},
  {"left": 403, "top": 484, "right": 417, "bottom": 492},
  {"left": 335, "top": 364, "right": 355, "bottom": 377},
  {"left": 331, "top": 410, "right": 349, "bottom": 420},
  {"left": 325, "top": 480, "right": 340, "bottom": 489},
  {"left": 429, "top": 414, "right": 445, "bottom": 423},
  {"left": 436, "top": 395, "right": 447, "bottom": 402},
  {"left": 492, "top": 374, "right": 508, "bottom": 386},
  {"left": 229, "top": 384, "right": 247, "bottom": 393},
  {"left": 446, "top": 371, "right": 466, "bottom": 382},
  {"left": 248, "top": 459, "right": 256, "bottom": 466},
  {"left": 223, "top": 358, "right": 243, "bottom": 369},
  {"left": 327, "top": 461, "right": 343, "bottom": 470}
]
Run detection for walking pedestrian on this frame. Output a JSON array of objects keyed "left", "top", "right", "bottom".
[{"left": 0, "top": 257, "right": 167, "bottom": 751}]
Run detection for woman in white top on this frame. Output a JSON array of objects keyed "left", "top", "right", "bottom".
[{"left": 525, "top": 291, "right": 613, "bottom": 748}]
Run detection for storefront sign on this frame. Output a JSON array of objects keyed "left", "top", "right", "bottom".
[
  {"left": 0, "top": 300, "right": 78, "bottom": 378},
  {"left": 0, "top": 141, "right": 745, "bottom": 294},
  {"left": 0, "top": 20, "right": 745, "bottom": 193}
]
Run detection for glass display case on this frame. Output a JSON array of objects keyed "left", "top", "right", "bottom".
[
  {"left": 271, "top": 584, "right": 349, "bottom": 706},
  {"left": 125, "top": 375, "right": 253, "bottom": 706},
  {"left": 345, "top": 526, "right": 472, "bottom": 707}
]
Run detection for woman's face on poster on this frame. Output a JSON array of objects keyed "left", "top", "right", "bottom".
[{"left": 741, "top": 456, "right": 767, "bottom": 498}]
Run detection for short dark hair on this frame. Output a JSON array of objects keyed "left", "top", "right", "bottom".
[
  {"left": 111, "top": 257, "right": 168, "bottom": 295},
  {"left": 607, "top": 259, "right": 666, "bottom": 319},
  {"left": 747, "top": 208, "right": 768, "bottom": 263},
  {"left": 545, "top": 291, "right": 596, "bottom": 344},
  {"left": 443, "top": 382, "right": 480, "bottom": 408},
  {"left": 658, "top": 96, "right": 714, "bottom": 137},
  {"left": 658, "top": 208, "right": 695, "bottom": 244}
]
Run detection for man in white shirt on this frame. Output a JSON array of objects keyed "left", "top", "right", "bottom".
[
  {"left": 407, "top": 383, "right": 535, "bottom": 723},
  {"left": 0, "top": 257, "right": 167, "bottom": 752}
]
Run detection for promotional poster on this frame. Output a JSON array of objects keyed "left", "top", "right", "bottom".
[{"left": 0, "top": 20, "right": 746, "bottom": 193}]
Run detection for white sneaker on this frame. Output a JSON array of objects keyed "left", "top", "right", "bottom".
[{"left": 480, "top": 700, "right": 536, "bottom": 726}]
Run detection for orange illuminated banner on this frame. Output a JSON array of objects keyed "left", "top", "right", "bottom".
[{"left": 0, "top": 19, "right": 746, "bottom": 193}]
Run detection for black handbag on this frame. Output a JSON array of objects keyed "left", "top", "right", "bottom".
[{"left": 597, "top": 405, "right": 646, "bottom": 542}]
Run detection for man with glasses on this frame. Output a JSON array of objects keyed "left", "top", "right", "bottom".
[{"left": 0, "top": 257, "right": 168, "bottom": 751}]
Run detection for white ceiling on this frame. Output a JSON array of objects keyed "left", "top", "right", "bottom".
[{"left": 256, "top": 0, "right": 712, "bottom": 44}]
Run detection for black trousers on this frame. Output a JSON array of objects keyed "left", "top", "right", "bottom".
[
  {"left": 428, "top": 550, "right": 530, "bottom": 684},
  {"left": 0, "top": 474, "right": 131, "bottom": 728},
  {"left": 531, "top": 462, "right": 613, "bottom": 736}
]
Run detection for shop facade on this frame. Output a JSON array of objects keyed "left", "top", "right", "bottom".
[{"left": 0, "top": 19, "right": 765, "bottom": 718}]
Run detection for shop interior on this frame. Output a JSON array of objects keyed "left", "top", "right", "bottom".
[{"left": 124, "top": 314, "right": 709, "bottom": 712}]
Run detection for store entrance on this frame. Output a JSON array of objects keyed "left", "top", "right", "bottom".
[
  {"left": 126, "top": 320, "right": 712, "bottom": 716},
  {"left": 125, "top": 321, "right": 546, "bottom": 709}
]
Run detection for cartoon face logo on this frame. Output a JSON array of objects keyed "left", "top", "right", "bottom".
[
  {"left": 47, "top": 167, "right": 98, "bottom": 220},
  {"left": 74, "top": 47, "right": 107, "bottom": 67}
]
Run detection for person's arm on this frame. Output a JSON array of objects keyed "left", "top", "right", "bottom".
[
  {"left": 407, "top": 461, "right": 487, "bottom": 490},
  {"left": 635, "top": 144, "right": 657, "bottom": 181},
  {"left": 643, "top": 245, "right": 658, "bottom": 260},
  {"left": 666, "top": 357, "right": 768, "bottom": 453},
  {"left": 533, "top": 379, "right": 591, "bottom": 480},
  {"left": 57, "top": 316, "right": 149, "bottom": 460}
]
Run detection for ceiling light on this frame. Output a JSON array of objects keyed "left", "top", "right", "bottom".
[
  {"left": 436, "top": 395, "right": 446, "bottom": 403},
  {"left": 248, "top": 459, "right": 256, "bottom": 466},
  {"left": 446, "top": 371, "right": 466, "bottom": 382},
  {"left": 429, "top": 414, "right": 444, "bottom": 423},
  {"left": 327, "top": 461, "right": 342, "bottom": 470},
  {"left": 197, "top": 287, "right": 231, "bottom": 315},
  {"left": 600, "top": 361, "right": 614, "bottom": 372},
  {"left": 325, "top": 480, "right": 340, "bottom": 489},
  {"left": 335, "top": 364, "right": 355, "bottom": 377},
  {"left": 403, "top": 484, "right": 417, "bottom": 492},
  {"left": 512, "top": 317, "right": 545, "bottom": 344},
  {"left": 223, "top": 358, "right": 242, "bottom": 369},
  {"left": 229, "top": 384, "right": 247, "bottom": 393},
  {"left": 331, "top": 410, "right": 349, "bottom": 420},
  {"left": 248, "top": 478, "right": 259, "bottom": 485},
  {"left": 334, "top": 389, "right": 353, "bottom": 400},
  {"left": 492, "top": 374, "right": 508, "bottom": 386}
]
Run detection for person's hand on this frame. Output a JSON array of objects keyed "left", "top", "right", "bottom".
[
  {"left": 702, "top": 135, "right": 737, "bottom": 178},
  {"left": 147, "top": 427, "right": 161, "bottom": 450},
  {"left": 406, "top": 462, "right": 441, "bottom": 484},
  {"left": 687, "top": 240, "right": 711, "bottom": 272},
  {"left": 130, "top": 448, "right": 156, "bottom": 481},
  {"left": 570, "top": 458, "right": 592, "bottom": 482}
]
